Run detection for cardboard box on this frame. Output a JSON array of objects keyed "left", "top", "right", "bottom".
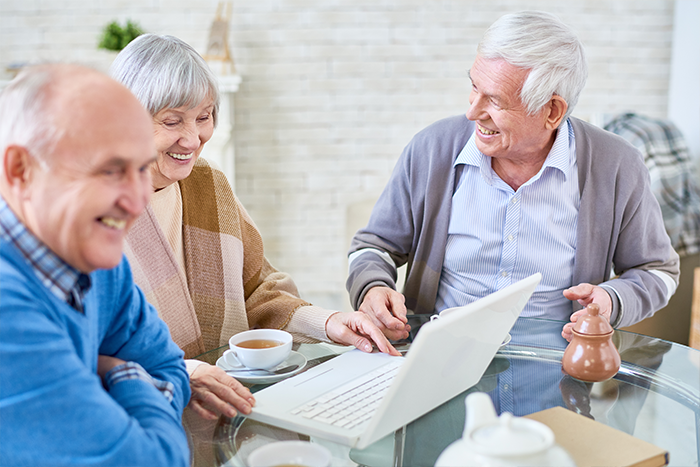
[{"left": 525, "top": 407, "right": 669, "bottom": 467}]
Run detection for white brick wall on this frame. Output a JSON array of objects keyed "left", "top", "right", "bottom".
[{"left": 0, "top": 0, "right": 677, "bottom": 311}]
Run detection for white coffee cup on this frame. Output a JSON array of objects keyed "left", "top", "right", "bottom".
[
  {"left": 223, "top": 329, "right": 292, "bottom": 370},
  {"left": 247, "top": 440, "right": 332, "bottom": 467}
]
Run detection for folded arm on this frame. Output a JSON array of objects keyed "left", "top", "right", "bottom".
[{"left": 0, "top": 307, "right": 190, "bottom": 467}]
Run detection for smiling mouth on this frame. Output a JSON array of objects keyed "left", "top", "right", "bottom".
[
  {"left": 99, "top": 217, "right": 127, "bottom": 230},
  {"left": 168, "top": 152, "right": 193, "bottom": 161},
  {"left": 477, "top": 124, "right": 499, "bottom": 136}
]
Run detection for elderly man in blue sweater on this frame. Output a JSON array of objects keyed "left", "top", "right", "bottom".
[{"left": 0, "top": 64, "right": 190, "bottom": 466}]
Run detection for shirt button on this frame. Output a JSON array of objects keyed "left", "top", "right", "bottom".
[
  {"left": 508, "top": 235, "right": 514, "bottom": 242},
  {"left": 501, "top": 271, "right": 508, "bottom": 278},
  {"left": 511, "top": 197, "right": 517, "bottom": 204}
]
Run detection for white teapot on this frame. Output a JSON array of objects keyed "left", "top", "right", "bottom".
[{"left": 435, "top": 392, "right": 576, "bottom": 467}]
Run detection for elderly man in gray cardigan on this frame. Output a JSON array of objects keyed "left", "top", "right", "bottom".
[{"left": 347, "top": 11, "right": 679, "bottom": 342}]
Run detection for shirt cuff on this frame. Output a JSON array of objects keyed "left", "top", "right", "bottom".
[
  {"left": 284, "top": 305, "right": 337, "bottom": 342},
  {"left": 104, "top": 361, "right": 175, "bottom": 403},
  {"left": 599, "top": 284, "right": 623, "bottom": 328},
  {"left": 185, "top": 359, "right": 207, "bottom": 376}
]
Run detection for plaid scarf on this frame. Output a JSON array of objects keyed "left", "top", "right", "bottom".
[{"left": 125, "top": 158, "right": 307, "bottom": 358}]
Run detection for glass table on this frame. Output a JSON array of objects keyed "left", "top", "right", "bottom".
[{"left": 184, "top": 317, "right": 700, "bottom": 467}]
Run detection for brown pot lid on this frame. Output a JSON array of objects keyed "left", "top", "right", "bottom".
[{"left": 573, "top": 303, "right": 614, "bottom": 335}]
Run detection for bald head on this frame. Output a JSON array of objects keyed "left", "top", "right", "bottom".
[
  {"left": 0, "top": 64, "right": 152, "bottom": 167},
  {"left": 0, "top": 64, "right": 156, "bottom": 272}
]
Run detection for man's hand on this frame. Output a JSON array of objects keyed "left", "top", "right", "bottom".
[
  {"left": 357, "top": 286, "right": 411, "bottom": 341},
  {"left": 188, "top": 363, "right": 256, "bottom": 420},
  {"left": 326, "top": 311, "right": 401, "bottom": 356},
  {"left": 562, "top": 283, "right": 613, "bottom": 342}
]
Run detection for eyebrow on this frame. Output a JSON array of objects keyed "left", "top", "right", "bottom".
[
  {"left": 162, "top": 104, "right": 215, "bottom": 115},
  {"left": 97, "top": 158, "right": 128, "bottom": 169},
  {"left": 467, "top": 69, "right": 504, "bottom": 104},
  {"left": 95, "top": 155, "right": 156, "bottom": 170}
]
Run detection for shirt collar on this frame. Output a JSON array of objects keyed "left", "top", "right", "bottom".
[
  {"left": 455, "top": 119, "right": 574, "bottom": 183},
  {"left": 0, "top": 197, "right": 91, "bottom": 309}
]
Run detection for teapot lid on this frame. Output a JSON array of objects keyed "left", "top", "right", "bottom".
[
  {"left": 469, "top": 413, "right": 554, "bottom": 457},
  {"left": 573, "top": 303, "right": 613, "bottom": 335}
]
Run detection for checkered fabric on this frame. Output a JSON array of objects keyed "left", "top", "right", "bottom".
[
  {"left": 0, "top": 197, "right": 91, "bottom": 311},
  {"left": 605, "top": 113, "right": 700, "bottom": 257},
  {"left": 124, "top": 158, "right": 315, "bottom": 358},
  {"left": 105, "top": 361, "right": 175, "bottom": 403}
]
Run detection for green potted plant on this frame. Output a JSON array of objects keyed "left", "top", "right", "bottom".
[{"left": 98, "top": 20, "right": 145, "bottom": 51}]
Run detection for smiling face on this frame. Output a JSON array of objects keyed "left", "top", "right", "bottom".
[
  {"left": 150, "top": 99, "right": 215, "bottom": 190},
  {"left": 466, "top": 55, "right": 558, "bottom": 165},
  {"left": 17, "top": 71, "right": 155, "bottom": 273}
]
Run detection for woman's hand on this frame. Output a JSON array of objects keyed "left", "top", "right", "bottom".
[
  {"left": 326, "top": 311, "right": 401, "bottom": 356},
  {"left": 188, "top": 363, "right": 256, "bottom": 420}
]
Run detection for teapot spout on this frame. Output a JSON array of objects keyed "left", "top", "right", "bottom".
[{"left": 464, "top": 392, "right": 499, "bottom": 438}]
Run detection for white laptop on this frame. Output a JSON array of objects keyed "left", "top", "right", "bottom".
[{"left": 247, "top": 272, "right": 542, "bottom": 449}]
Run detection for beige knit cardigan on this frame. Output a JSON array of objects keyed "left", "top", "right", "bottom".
[{"left": 124, "top": 159, "right": 321, "bottom": 359}]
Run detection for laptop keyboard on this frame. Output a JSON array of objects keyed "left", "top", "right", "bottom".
[{"left": 289, "top": 360, "right": 402, "bottom": 429}]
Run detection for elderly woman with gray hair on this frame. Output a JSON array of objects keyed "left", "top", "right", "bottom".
[{"left": 111, "top": 34, "right": 398, "bottom": 421}]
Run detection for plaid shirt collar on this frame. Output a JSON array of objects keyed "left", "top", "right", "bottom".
[{"left": 0, "top": 197, "right": 91, "bottom": 311}]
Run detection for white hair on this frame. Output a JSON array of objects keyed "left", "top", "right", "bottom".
[
  {"left": 110, "top": 34, "right": 220, "bottom": 125},
  {"left": 478, "top": 11, "right": 588, "bottom": 122},
  {"left": 0, "top": 66, "right": 64, "bottom": 164}
]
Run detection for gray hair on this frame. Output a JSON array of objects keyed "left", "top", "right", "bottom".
[
  {"left": 110, "top": 34, "right": 220, "bottom": 125},
  {"left": 0, "top": 65, "right": 64, "bottom": 163},
  {"left": 478, "top": 11, "right": 587, "bottom": 122}
]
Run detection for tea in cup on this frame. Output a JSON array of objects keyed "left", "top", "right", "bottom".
[
  {"left": 247, "top": 440, "right": 332, "bottom": 467},
  {"left": 223, "top": 329, "right": 292, "bottom": 370}
]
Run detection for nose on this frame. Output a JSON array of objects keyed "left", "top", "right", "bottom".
[
  {"left": 119, "top": 167, "right": 151, "bottom": 217},
  {"left": 177, "top": 122, "right": 202, "bottom": 152},
  {"left": 466, "top": 90, "right": 486, "bottom": 122}
]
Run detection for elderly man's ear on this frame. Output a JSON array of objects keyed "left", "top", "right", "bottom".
[
  {"left": 544, "top": 95, "right": 568, "bottom": 130},
  {"left": 2, "top": 146, "right": 35, "bottom": 197}
]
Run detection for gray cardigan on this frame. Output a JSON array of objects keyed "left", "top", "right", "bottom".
[{"left": 347, "top": 115, "right": 680, "bottom": 328}]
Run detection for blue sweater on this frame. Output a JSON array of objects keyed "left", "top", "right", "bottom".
[{"left": 0, "top": 239, "right": 191, "bottom": 466}]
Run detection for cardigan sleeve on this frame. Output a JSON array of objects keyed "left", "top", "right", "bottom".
[
  {"left": 346, "top": 115, "right": 470, "bottom": 314},
  {"left": 284, "top": 305, "right": 336, "bottom": 342},
  {"left": 234, "top": 195, "right": 329, "bottom": 334},
  {"left": 179, "top": 159, "right": 337, "bottom": 345},
  {"left": 346, "top": 138, "right": 417, "bottom": 310},
  {"left": 571, "top": 118, "right": 680, "bottom": 328},
  {"left": 597, "top": 169, "right": 680, "bottom": 328}
]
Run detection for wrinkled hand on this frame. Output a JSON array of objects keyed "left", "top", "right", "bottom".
[
  {"left": 326, "top": 311, "right": 401, "bottom": 356},
  {"left": 97, "top": 355, "right": 126, "bottom": 380},
  {"left": 357, "top": 286, "right": 411, "bottom": 341},
  {"left": 562, "top": 283, "right": 613, "bottom": 342},
  {"left": 188, "top": 363, "right": 255, "bottom": 420}
]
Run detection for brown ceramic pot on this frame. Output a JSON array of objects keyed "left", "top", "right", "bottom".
[{"left": 562, "top": 303, "right": 621, "bottom": 382}]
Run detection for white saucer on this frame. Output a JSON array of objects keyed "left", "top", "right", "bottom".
[{"left": 217, "top": 350, "right": 307, "bottom": 385}]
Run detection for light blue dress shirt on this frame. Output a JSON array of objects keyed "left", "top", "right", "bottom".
[{"left": 435, "top": 120, "right": 580, "bottom": 321}]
